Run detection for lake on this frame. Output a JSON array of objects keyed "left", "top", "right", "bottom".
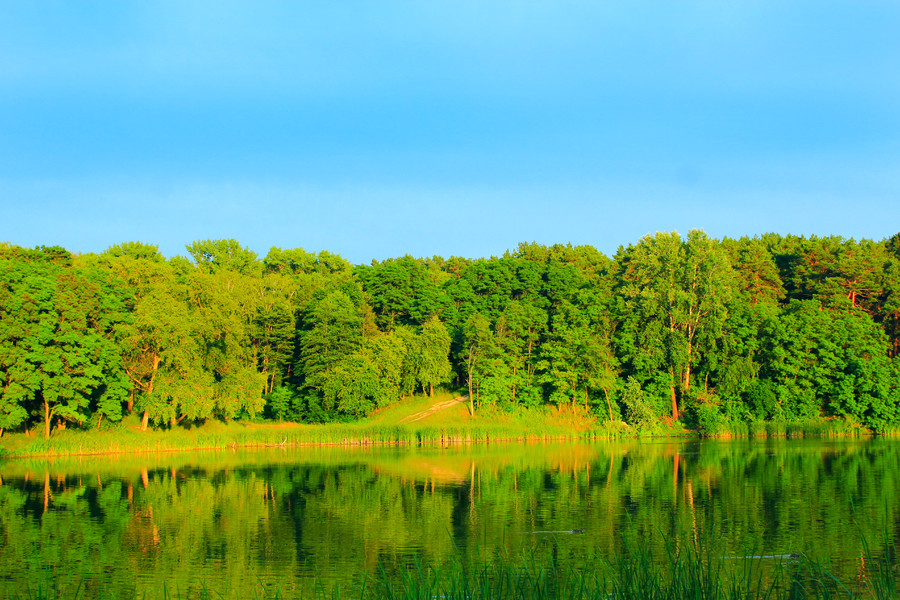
[{"left": 0, "top": 438, "right": 898, "bottom": 598}]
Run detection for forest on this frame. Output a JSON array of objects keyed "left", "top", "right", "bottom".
[{"left": 3, "top": 231, "right": 900, "bottom": 440}]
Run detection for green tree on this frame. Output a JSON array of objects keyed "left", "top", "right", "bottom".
[
  {"left": 323, "top": 332, "right": 407, "bottom": 417},
  {"left": 621, "top": 376, "right": 656, "bottom": 431},
  {"left": 186, "top": 239, "right": 260, "bottom": 275},
  {"left": 721, "top": 236, "right": 785, "bottom": 306},
  {"left": 100, "top": 244, "right": 183, "bottom": 429},
  {"left": 296, "top": 286, "right": 377, "bottom": 419},
  {"left": 416, "top": 316, "right": 452, "bottom": 397},
  {"left": 786, "top": 236, "right": 886, "bottom": 313},
  {"left": 458, "top": 313, "right": 495, "bottom": 415},
  {"left": 758, "top": 300, "right": 899, "bottom": 429},
  {"left": 0, "top": 253, "right": 128, "bottom": 438},
  {"left": 616, "top": 230, "right": 734, "bottom": 421}
]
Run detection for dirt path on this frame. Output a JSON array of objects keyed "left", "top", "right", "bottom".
[{"left": 398, "top": 395, "right": 468, "bottom": 424}]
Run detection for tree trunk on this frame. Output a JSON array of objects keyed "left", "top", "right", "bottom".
[
  {"left": 467, "top": 345, "right": 476, "bottom": 415},
  {"left": 512, "top": 364, "right": 517, "bottom": 403},
  {"left": 43, "top": 395, "right": 51, "bottom": 440},
  {"left": 685, "top": 344, "right": 692, "bottom": 392},
  {"left": 670, "top": 385, "right": 678, "bottom": 421},
  {"left": 604, "top": 388, "right": 613, "bottom": 421},
  {"left": 429, "top": 384, "right": 433, "bottom": 398},
  {"left": 669, "top": 323, "right": 679, "bottom": 421},
  {"left": 140, "top": 354, "right": 161, "bottom": 432}
]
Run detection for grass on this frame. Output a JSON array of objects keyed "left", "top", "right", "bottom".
[
  {"left": 698, "top": 417, "right": 873, "bottom": 440},
  {"left": 0, "top": 391, "right": 884, "bottom": 460},
  {"left": 7, "top": 531, "right": 897, "bottom": 599},
  {"left": 0, "top": 394, "right": 610, "bottom": 459},
  {"left": 355, "top": 530, "right": 900, "bottom": 600},
  {"left": 366, "top": 392, "right": 459, "bottom": 424}
]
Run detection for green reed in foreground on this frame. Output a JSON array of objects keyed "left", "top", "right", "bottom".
[
  {"left": 10, "top": 533, "right": 897, "bottom": 600},
  {"left": 360, "top": 541, "right": 896, "bottom": 600}
]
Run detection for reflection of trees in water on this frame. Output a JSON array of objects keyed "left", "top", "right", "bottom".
[{"left": 0, "top": 440, "right": 898, "bottom": 595}]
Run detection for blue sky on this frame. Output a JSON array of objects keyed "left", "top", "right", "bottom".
[{"left": 1, "top": 1, "right": 898, "bottom": 264}]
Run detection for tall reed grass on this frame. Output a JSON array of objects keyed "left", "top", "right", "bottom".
[
  {"left": 0, "top": 419, "right": 600, "bottom": 459},
  {"left": 698, "top": 417, "right": 871, "bottom": 439},
  {"left": 0, "top": 409, "right": 885, "bottom": 459},
  {"left": 9, "top": 531, "right": 897, "bottom": 599}
]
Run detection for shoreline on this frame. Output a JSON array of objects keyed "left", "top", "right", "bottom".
[{"left": 0, "top": 419, "right": 876, "bottom": 461}]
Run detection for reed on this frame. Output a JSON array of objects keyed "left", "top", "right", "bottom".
[
  {"left": 0, "top": 405, "right": 880, "bottom": 459},
  {"left": 0, "top": 419, "right": 596, "bottom": 459},
  {"left": 9, "top": 533, "right": 897, "bottom": 600},
  {"left": 353, "top": 531, "right": 896, "bottom": 600},
  {"left": 701, "top": 417, "right": 870, "bottom": 440}
]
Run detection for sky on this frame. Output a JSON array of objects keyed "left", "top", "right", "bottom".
[{"left": 1, "top": 1, "right": 898, "bottom": 265}]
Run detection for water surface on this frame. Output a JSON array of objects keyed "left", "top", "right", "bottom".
[{"left": 1, "top": 438, "right": 897, "bottom": 597}]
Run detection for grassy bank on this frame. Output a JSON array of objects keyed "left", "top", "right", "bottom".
[
  {"left": 0, "top": 394, "right": 610, "bottom": 458},
  {"left": 0, "top": 391, "right": 883, "bottom": 459}
]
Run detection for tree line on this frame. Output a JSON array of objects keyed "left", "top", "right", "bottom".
[{"left": 3, "top": 231, "right": 900, "bottom": 439}]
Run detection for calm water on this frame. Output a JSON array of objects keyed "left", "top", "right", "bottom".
[{"left": 1, "top": 438, "right": 898, "bottom": 598}]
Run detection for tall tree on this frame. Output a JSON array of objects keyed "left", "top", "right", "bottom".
[
  {"left": 457, "top": 313, "right": 495, "bottom": 415},
  {"left": 0, "top": 251, "right": 128, "bottom": 438},
  {"left": 616, "top": 230, "right": 734, "bottom": 420},
  {"left": 416, "top": 316, "right": 453, "bottom": 397},
  {"left": 757, "top": 300, "right": 899, "bottom": 429},
  {"left": 186, "top": 239, "right": 260, "bottom": 275},
  {"left": 297, "top": 287, "right": 374, "bottom": 408},
  {"left": 100, "top": 243, "right": 179, "bottom": 429}
]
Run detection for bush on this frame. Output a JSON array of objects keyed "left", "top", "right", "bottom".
[
  {"left": 265, "top": 386, "right": 302, "bottom": 422},
  {"left": 695, "top": 401, "right": 726, "bottom": 436},
  {"left": 622, "top": 377, "right": 657, "bottom": 432}
]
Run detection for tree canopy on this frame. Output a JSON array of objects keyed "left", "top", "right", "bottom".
[{"left": 3, "top": 232, "right": 900, "bottom": 437}]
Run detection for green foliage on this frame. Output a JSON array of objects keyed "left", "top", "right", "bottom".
[
  {"left": 616, "top": 230, "right": 734, "bottom": 421},
  {"left": 185, "top": 238, "right": 260, "bottom": 275},
  {"left": 621, "top": 377, "right": 656, "bottom": 432},
  {"left": 745, "top": 378, "right": 781, "bottom": 421},
  {"left": 416, "top": 316, "right": 453, "bottom": 395},
  {"left": 102, "top": 241, "right": 164, "bottom": 262},
  {"left": 298, "top": 288, "right": 367, "bottom": 392},
  {"left": 758, "top": 300, "right": 900, "bottom": 429},
  {"left": 265, "top": 385, "right": 301, "bottom": 422},
  {"left": 0, "top": 253, "right": 129, "bottom": 437},
  {"left": 4, "top": 232, "right": 900, "bottom": 433}
]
